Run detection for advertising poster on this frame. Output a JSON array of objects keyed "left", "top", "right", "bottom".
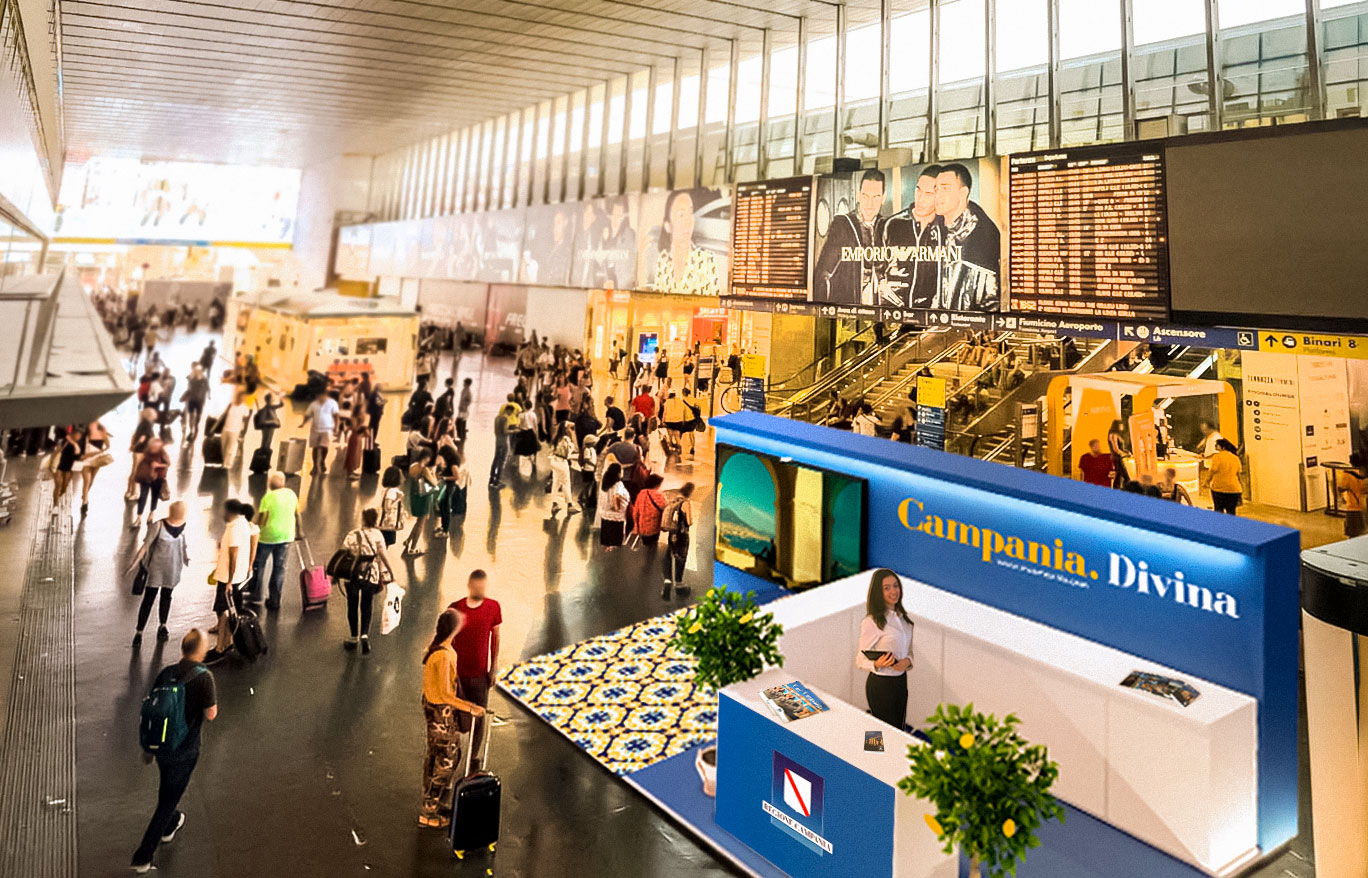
[
  {"left": 55, "top": 156, "right": 300, "bottom": 244},
  {"left": 637, "top": 186, "right": 732, "bottom": 296},
  {"left": 518, "top": 203, "right": 578, "bottom": 286},
  {"left": 474, "top": 209, "right": 526, "bottom": 283},
  {"left": 812, "top": 160, "right": 1001, "bottom": 311},
  {"left": 484, "top": 284, "right": 528, "bottom": 353},
  {"left": 445, "top": 214, "right": 480, "bottom": 281},
  {"left": 570, "top": 195, "right": 639, "bottom": 289}
]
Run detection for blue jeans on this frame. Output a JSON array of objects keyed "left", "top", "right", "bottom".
[
  {"left": 251, "top": 541, "right": 290, "bottom": 604},
  {"left": 133, "top": 752, "right": 197, "bottom": 866}
]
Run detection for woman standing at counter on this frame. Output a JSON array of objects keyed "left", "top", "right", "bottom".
[
  {"left": 1208, "top": 438, "right": 1244, "bottom": 515},
  {"left": 857, "top": 569, "right": 914, "bottom": 731}
]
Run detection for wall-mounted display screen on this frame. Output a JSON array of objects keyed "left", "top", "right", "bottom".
[
  {"left": 729, "top": 176, "right": 814, "bottom": 301},
  {"left": 812, "top": 160, "right": 1002, "bottom": 312},
  {"left": 55, "top": 157, "right": 301, "bottom": 245},
  {"left": 1008, "top": 145, "right": 1170, "bottom": 321},
  {"left": 716, "top": 444, "right": 866, "bottom": 590},
  {"left": 638, "top": 187, "right": 731, "bottom": 296},
  {"left": 1166, "top": 124, "right": 1368, "bottom": 327},
  {"left": 517, "top": 204, "right": 577, "bottom": 287}
]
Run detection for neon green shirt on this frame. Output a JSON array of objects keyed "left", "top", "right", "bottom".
[{"left": 257, "top": 488, "right": 298, "bottom": 544}]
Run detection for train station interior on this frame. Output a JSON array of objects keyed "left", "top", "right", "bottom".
[{"left": 1, "top": 1, "right": 1366, "bottom": 877}]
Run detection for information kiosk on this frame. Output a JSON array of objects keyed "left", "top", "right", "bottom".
[{"left": 710, "top": 412, "right": 1299, "bottom": 878}]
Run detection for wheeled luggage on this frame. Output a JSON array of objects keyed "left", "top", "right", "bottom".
[
  {"left": 249, "top": 446, "right": 273, "bottom": 474},
  {"left": 201, "top": 435, "right": 224, "bottom": 466},
  {"left": 297, "top": 540, "right": 330, "bottom": 610},
  {"left": 451, "top": 714, "right": 499, "bottom": 860},
  {"left": 278, "top": 437, "right": 307, "bottom": 476},
  {"left": 362, "top": 445, "right": 382, "bottom": 474},
  {"left": 232, "top": 607, "right": 268, "bottom": 661}
]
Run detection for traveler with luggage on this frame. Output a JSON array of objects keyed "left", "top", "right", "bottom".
[
  {"left": 661, "top": 482, "right": 696, "bottom": 598},
  {"left": 377, "top": 466, "right": 407, "bottom": 547},
  {"left": 249, "top": 472, "right": 302, "bottom": 610},
  {"left": 433, "top": 446, "right": 469, "bottom": 538},
  {"left": 301, "top": 389, "right": 340, "bottom": 476},
  {"left": 253, "top": 391, "right": 283, "bottom": 458},
  {"left": 207, "top": 500, "right": 253, "bottom": 662},
  {"left": 340, "top": 507, "right": 395, "bottom": 654},
  {"left": 420, "top": 608, "right": 485, "bottom": 829},
  {"left": 217, "top": 389, "right": 252, "bottom": 469},
  {"left": 403, "top": 449, "right": 439, "bottom": 557},
  {"left": 131, "top": 628, "right": 217, "bottom": 874},
  {"left": 131, "top": 437, "right": 171, "bottom": 531},
  {"left": 129, "top": 500, "right": 190, "bottom": 646},
  {"left": 343, "top": 405, "right": 372, "bottom": 482}
]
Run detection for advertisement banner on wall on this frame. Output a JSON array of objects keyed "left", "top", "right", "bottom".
[
  {"left": 637, "top": 187, "right": 732, "bottom": 296},
  {"left": 474, "top": 209, "right": 527, "bottom": 283},
  {"left": 517, "top": 204, "right": 577, "bottom": 286},
  {"left": 812, "top": 160, "right": 1001, "bottom": 311},
  {"left": 569, "top": 195, "right": 640, "bottom": 290},
  {"left": 484, "top": 284, "right": 528, "bottom": 353}
]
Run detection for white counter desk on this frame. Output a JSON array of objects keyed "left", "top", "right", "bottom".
[
  {"left": 762, "top": 571, "right": 1260, "bottom": 876},
  {"left": 717, "top": 669, "right": 957, "bottom": 878}
]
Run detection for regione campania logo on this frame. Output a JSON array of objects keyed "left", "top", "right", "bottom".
[{"left": 764, "top": 752, "right": 833, "bottom": 855}]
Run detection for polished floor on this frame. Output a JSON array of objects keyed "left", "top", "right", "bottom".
[{"left": 0, "top": 329, "right": 1326, "bottom": 878}]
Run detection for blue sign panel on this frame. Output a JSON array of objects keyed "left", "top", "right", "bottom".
[
  {"left": 715, "top": 695, "right": 896, "bottom": 877},
  {"left": 712, "top": 412, "right": 1301, "bottom": 853},
  {"left": 915, "top": 404, "right": 946, "bottom": 451},
  {"left": 740, "top": 377, "right": 768, "bottom": 413},
  {"left": 1117, "top": 322, "right": 1255, "bottom": 349}
]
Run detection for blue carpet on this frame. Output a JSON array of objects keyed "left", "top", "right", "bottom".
[{"left": 626, "top": 742, "right": 788, "bottom": 878}]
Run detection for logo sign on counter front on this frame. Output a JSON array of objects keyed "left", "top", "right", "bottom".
[{"left": 765, "top": 753, "right": 832, "bottom": 855}]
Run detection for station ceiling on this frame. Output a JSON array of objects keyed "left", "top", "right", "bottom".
[{"left": 59, "top": 0, "right": 882, "bottom": 167}]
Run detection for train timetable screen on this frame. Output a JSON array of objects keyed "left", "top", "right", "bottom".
[
  {"left": 1009, "top": 146, "right": 1170, "bottom": 321},
  {"left": 729, "top": 176, "right": 814, "bottom": 301}
]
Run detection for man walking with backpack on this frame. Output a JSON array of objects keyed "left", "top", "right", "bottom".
[{"left": 132, "top": 628, "right": 218, "bottom": 873}]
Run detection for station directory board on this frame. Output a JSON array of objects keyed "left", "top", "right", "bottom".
[
  {"left": 728, "top": 176, "right": 815, "bottom": 301},
  {"left": 1009, "top": 145, "right": 1170, "bottom": 321}
]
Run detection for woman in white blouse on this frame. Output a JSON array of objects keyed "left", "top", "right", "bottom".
[{"left": 856, "top": 569, "right": 914, "bottom": 730}]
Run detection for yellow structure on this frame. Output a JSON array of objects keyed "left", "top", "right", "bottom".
[
  {"left": 1045, "top": 373, "right": 1238, "bottom": 483},
  {"left": 224, "top": 291, "right": 419, "bottom": 391}
]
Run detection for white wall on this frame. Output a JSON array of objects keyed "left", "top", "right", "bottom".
[
  {"left": 525, "top": 287, "right": 589, "bottom": 351},
  {"left": 292, "top": 155, "right": 374, "bottom": 291}
]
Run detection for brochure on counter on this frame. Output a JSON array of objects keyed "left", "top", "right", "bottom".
[
  {"left": 1120, "top": 671, "right": 1201, "bottom": 707},
  {"left": 760, "top": 681, "right": 830, "bottom": 722}
]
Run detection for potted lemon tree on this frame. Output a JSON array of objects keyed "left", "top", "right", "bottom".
[
  {"left": 670, "top": 587, "right": 785, "bottom": 796},
  {"left": 898, "top": 703, "right": 1065, "bottom": 878}
]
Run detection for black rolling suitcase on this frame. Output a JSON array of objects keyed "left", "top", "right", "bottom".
[
  {"left": 231, "top": 606, "right": 269, "bottom": 661},
  {"left": 362, "top": 443, "right": 382, "bottom": 474},
  {"left": 249, "top": 446, "right": 272, "bottom": 474},
  {"left": 201, "top": 434, "right": 224, "bottom": 466},
  {"left": 451, "top": 714, "right": 499, "bottom": 860}
]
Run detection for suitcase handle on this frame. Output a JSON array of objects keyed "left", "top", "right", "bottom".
[{"left": 461, "top": 711, "right": 491, "bottom": 778}]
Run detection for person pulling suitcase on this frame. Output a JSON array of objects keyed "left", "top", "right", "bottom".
[
  {"left": 420, "top": 609, "right": 485, "bottom": 830},
  {"left": 451, "top": 712, "right": 499, "bottom": 860}
]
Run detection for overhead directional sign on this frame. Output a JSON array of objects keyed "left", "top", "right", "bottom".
[{"left": 1256, "top": 331, "right": 1368, "bottom": 359}]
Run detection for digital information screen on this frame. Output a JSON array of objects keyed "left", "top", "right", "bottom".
[
  {"left": 729, "top": 176, "right": 814, "bottom": 301},
  {"left": 1009, "top": 147, "right": 1170, "bottom": 321}
]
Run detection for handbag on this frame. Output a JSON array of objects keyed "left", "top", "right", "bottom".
[
  {"left": 131, "top": 522, "right": 162, "bottom": 595},
  {"left": 89, "top": 451, "right": 115, "bottom": 469},
  {"left": 380, "top": 581, "right": 406, "bottom": 635}
]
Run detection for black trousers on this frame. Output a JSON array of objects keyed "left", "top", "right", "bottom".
[
  {"left": 1211, "top": 490, "right": 1241, "bottom": 515},
  {"left": 132, "top": 753, "right": 198, "bottom": 866},
  {"left": 865, "top": 672, "right": 908, "bottom": 731},
  {"left": 136, "top": 587, "right": 174, "bottom": 631},
  {"left": 344, "top": 579, "right": 376, "bottom": 638}
]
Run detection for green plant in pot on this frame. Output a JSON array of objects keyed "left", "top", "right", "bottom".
[
  {"left": 898, "top": 703, "right": 1065, "bottom": 878},
  {"left": 670, "top": 587, "right": 785, "bottom": 797}
]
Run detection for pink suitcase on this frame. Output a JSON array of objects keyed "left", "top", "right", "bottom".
[{"left": 297, "top": 540, "right": 330, "bottom": 610}]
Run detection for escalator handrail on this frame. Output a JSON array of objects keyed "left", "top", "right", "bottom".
[
  {"left": 770, "top": 328, "right": 950, "bottom": 416},
  {"left": 766, "top": 324, "right": 878, "bottom": 390},
  {"left": 867, "top": 337, "right": 974, "bottom": 410}
]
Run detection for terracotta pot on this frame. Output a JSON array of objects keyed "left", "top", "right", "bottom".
[{"left": 695, "top": 744, "right": 718, "bottom": 797}]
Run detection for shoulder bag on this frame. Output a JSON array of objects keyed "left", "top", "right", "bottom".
[{"left": 130, "top": 521, "right": 164, "bottom": 595}]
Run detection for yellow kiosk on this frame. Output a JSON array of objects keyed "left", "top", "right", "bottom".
[
  {"left": 1045, "top": 373, "right": 1238, "bottom": 497},
  {"left": 225, "top": 291, "right": 420, "bottom": 391}
]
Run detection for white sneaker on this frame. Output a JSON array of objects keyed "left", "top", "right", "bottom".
[
  {"left": 130, "top": 863, "right": 154, "bottom": 874},
  {"left": 160, "top": 811, "right": 186, "bottom": 843}
]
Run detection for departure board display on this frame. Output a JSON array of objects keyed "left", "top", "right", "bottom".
[
  {"left": 1009, "top": 146, "right": 1170, "bottom": 321},
  {"left": 729, "top": 176, "right": 814, "bottom": 301}
]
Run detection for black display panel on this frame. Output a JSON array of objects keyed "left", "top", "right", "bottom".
[
  {"left": 1009, "top": 145, "right": 1170, "bottom": 321},
  {"left": 728, "top": 176, "right": 814, "bottom": 301},
  {"left": 1166, "top": 124, "right": 1368, "bottom": 329}
]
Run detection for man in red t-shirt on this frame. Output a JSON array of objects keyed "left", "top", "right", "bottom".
[
  {"left": 448, "top": 570, "right": 501, "bottom": 765},
  {"left": 1078, "top": 439, "right": 1115, "bottom": 488}
]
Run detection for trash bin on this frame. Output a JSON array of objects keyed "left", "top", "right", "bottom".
[{"left": 1301, "top": 535, "right": 1368, "bottom": 878}]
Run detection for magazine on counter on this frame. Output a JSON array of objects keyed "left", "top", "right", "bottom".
[
  {"left": 760, "top": 681, "right": 830, "bottom": 722},
  {"left": 1120, "top": 671, "right": 1201, "bottom": 707},
  {"left": 864, "top": 730, "right": 885, "bottom": 752}
]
